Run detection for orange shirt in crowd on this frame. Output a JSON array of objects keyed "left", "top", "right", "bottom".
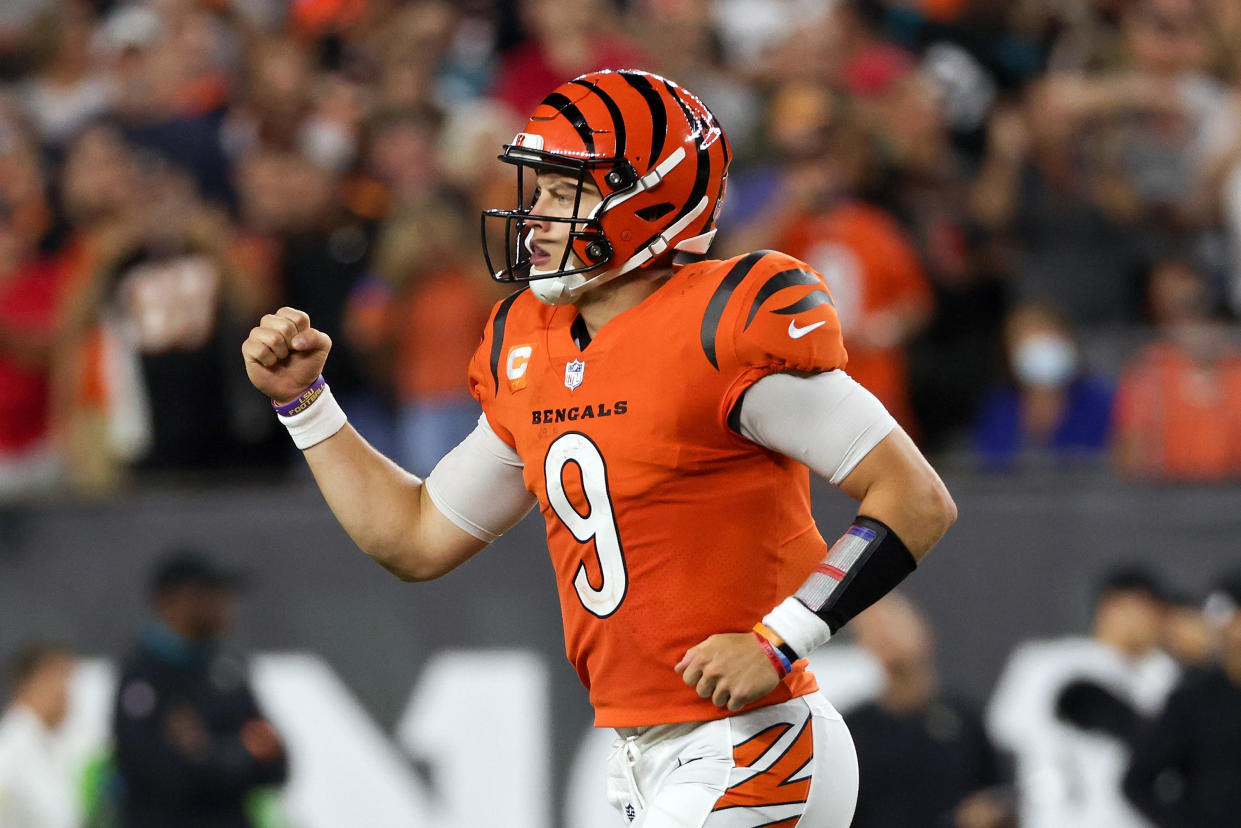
[
  {"left": 393, "top": 268, "right": 497, "bottom": 401},
  {"left": 1114, "top": 341, "right": 1241, "bottom": 481},
  {"left": 778, "top": 201, "right": 932, "bottom": 433}
]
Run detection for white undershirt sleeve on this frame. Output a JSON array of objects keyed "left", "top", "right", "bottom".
[
  {"left": 424, "top": 415, "right": 537, "bottom": 542},
  {"left": 738, "top": 370, "right": 896, "bottom": 484}
]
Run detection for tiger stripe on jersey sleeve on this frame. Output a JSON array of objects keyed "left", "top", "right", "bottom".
[
  {"left": 468, "top": 287, "right": 527, "bottom": 447},
  {"left": 743, "top": 267, "right": 831, "bottom": 329},
  {"left": 486, "top": 288, "right": 527, "bottom": 395},
  {"left": 699, "top": 251, "right": 847, "bottom": 431},
  {"left": 727, "top": 252, "right": 844, "bottom": 372},
  {"left": 700, "top": 250, "right": 773, "bottom": 369}
]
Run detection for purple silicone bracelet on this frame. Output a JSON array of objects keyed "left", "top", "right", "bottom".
[{"left": 272, "top": 375, "right": 326, "bottom": 417}]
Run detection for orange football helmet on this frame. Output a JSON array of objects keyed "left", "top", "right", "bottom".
[{"left": 482, "top": 69, "right": 731, "bottom": 303}]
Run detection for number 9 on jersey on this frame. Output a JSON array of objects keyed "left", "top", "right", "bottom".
[{"left": 544, "top": 432, "right": 628, "bottom": 618}]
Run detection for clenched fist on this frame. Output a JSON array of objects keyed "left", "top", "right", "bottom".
[
  {"left": 241, "top": 307, "right": 332, "bottom": 403},
  {"left": 675, "top": 632, "right": 782, "bottom": 712}
]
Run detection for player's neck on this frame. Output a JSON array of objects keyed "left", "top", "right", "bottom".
[{"left": 575, "top": 267, "right": 672, "bottom": 338}]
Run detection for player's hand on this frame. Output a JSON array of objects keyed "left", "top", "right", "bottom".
[
  {"left": 675, "top": 632, "right": 781, "bottom": 712},
  {"left": 242, "top": 307, "right": 332, "bottom": 403}
]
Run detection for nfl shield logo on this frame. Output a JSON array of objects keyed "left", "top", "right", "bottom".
[{"left": 564, "top": 359, "right": 585, "bottom": 390}]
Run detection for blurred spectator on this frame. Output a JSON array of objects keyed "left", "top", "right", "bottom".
[
  {"left": 112, "top": 549, "right": 287, "bottom": 828},
  {"left": 14, "top": 1, "right": 113, "bottom": 149},
  {"left": 637, "top": 0, "right": 761, "bottom": 157},
  {"left": 0, "top": 640, "right": 79, "bottom": 828},
  {"left": 1000, "top": 0, "right": 1237, "bottom": 325},
  {"left": 708, "top": 0, "right": 836, "bottom": 75},
  {"left": 1123, "top": 570, "right": 1241, "bottom": 827},
  {"left": 362, "top": 110, "right": 499, "bottom": 474},
  {"left": 51, "top": 122, "right": 145, "bottom": 494},
  {"left": 58, "top": 137, "right": 285, "bottom": 482},
  {"left": 363, "top": 1, "right": 486, "bottom": 113},
  {"left": 223, "top": 36, "right": 315, "bottom": 157},
  {"left": 1160, "top": 589, "right": 1213, "bottom": 669},
  {"left": 488, "top": 0, "right": 646, "bottom": 118},
  {"left": 846, "top": 592, "right": 1012, "bottom": 828},
  {"left": 971, "top": 304, "right": 1114, "bottom": 471},
  {"left": 272, "top": 148, "right": 397, "bottom": 456},
  {"left": 820, "top": 15, "right": 1012, "bottom": 451},
  {"left": 987, "top": 564, "right": 1179, "bottom": 828},
  {"left": 722, "top": 80, "right": 933, "bottom": 434},
  {"left": 100, "top": 2, "right": 236, "bottom": 207},
  {"left": 1113, "top": 257, "right": 1241, "bottom": 481},
  {"left": 860, "top": 0, "right": 1048, "bottom": 142},
  {"left": 780, "top": 196, "right": 933, "bottom": 436},
  {"left": 0, "top": 120, "right": 66, "bottom": 499}
]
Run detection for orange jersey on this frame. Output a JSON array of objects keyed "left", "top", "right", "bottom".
[{"left": 468, "top": 251, "right": 849, "bottom": 727}]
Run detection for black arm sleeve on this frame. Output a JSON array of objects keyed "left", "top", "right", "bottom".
[{"left": 800, "top": 515, "right": 917, "bottom": 634}]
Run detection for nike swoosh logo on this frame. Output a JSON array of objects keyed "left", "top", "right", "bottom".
[{"left": 787, "top": 319, "right": 826, "bottom": 339}]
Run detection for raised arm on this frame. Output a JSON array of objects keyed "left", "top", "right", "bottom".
[{"left": 241, "top": 307, "right": 521, "bottom": 581}]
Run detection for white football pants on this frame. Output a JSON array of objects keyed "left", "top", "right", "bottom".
[{"left": 605, "top": 693, "right": 858, "bottom": 827}]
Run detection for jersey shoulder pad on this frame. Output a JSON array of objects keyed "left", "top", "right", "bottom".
[{"left": 698, "top": 249, "right": 846, "bottom": 375}]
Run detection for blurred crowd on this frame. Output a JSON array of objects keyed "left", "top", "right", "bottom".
[{"left": 4, "top": 0, "right": 1241, "bottom": 500}]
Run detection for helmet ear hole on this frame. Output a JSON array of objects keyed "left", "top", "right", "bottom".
[
  {"left": 584, "top": 239, "right": 612, "bottom": 262},
  {"left": 604, "top": 166, "right": 636, "bottom": 191},
  {"left": 635, "top": 203, "right": 676, "bottom": 222}
]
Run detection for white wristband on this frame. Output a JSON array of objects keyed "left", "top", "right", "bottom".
[
  {"left": 277, "top": 384, "right": 348, "bottom": 449},
  {"left": 763, "top": 596, "right": 832, "bottom": 658}
]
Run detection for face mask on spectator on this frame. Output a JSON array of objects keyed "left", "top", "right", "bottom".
[{"left": 1012, "top": 334, "right": 1077, "bottom": 387}]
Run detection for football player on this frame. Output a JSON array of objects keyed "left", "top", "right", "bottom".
[{"left": 242, "top": 69, "right": 957, "bottom": 827}]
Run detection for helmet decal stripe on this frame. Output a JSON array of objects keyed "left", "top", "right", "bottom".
[
  {"left": 619, "top": 72, "right": 667, "bottom": 168},
  {"left": 570, "top": 79, "right": 626, "bottom": 163},
  {"left": 700, "top": 251, "right": 772, "bottom": 369},
  {"left": 489, "top": 288, "right": 528, "bottom": 391},
  {"left": 539, "top": 92, "right": 597, "bottom": 156},
  {"left": 694, "top": 95, "right": 729, "bottom": 234},
  {"left": 771, "top": 290, "right": 835, "bottom": 316},
  {"left": 744, "top": 269, "right": 823, "bottom": 329},
  {"left": 662, "top": 79, "right": 703, "bottom": 138},
  {"left": 660, "top": 80, "right": 712, "bottom": 235}
]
